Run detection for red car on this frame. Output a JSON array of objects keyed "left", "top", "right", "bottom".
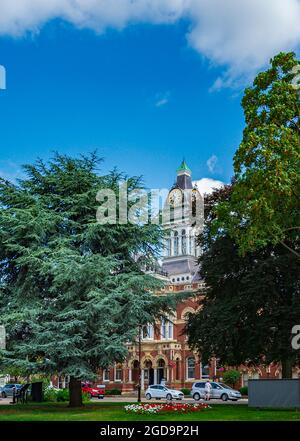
[{"left": 81, "top": 383, "right": 105, "bottom": 399}]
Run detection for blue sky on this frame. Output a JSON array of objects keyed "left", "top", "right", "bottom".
[{"left": 0, "top": 1, "right": 299, "bottom": 190}]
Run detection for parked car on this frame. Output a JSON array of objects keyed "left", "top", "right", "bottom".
[
  {"left": 192, "top": 381, "right": 242, "bottom": 401},
  {"left": 81, "top": 383, "right": 105, "bottom": 399},
  {"left": 0, "top": 384, "right": 23, "bottom": 398},
  {"left": 145, "top": 385, "right": 184, "bottom": 400}
]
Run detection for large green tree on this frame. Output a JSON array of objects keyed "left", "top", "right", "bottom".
[
  {"left": 217, "top": 52, "right": 300, "bottom": 257},
  {"left": 0, "top": 153, "right": 176, "bottom": 406},
  {"left": 187, "top": 185, "right": 300, "bottom": 378}
]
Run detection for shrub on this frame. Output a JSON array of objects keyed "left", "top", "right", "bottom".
[
  {"left": 239, "top": 386, "right": 248, "bottom": 396},
  {"left": 56, "top": 389, "right": 69, "bottom": 402},
  {"left": 106, "top": 388, "right": 121, "bottom": 395},
  {"left": 44, "top": 388, "right": 58, "bottom": 402},
  {"left": 222, "top": 370, "right": 241, "bottom": 387},
  {"left": 43, "top": 388, "right": 90, "bottom": 403},
  {"left": 82, "top": 392, "right": 90, "bottom": 403},
  {"left": 180, "top": 388, "right": 191, "bottom": 396}
]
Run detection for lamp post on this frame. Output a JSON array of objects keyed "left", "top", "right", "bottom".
[{"left": 137, "top": 325, "right": 142, "bottom": 403}]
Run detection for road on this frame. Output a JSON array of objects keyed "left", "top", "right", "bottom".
[{"left": 0, "top": 396, "right": 248, "bottom": 405}]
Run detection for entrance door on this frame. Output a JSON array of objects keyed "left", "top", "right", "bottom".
[
  {"left": 157, "top": 359, "right": 166, "bottom": 384},
  {"left": 149, "top": 368, "right": 154, "bottom": 385}
]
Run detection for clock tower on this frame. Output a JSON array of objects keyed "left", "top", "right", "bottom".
[{"left": 162, "top": 160, "right": 201, "bottom": 284}]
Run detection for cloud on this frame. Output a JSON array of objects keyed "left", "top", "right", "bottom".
[
  {"left": 206, "top": 154, "right": 218, "bottom": 173},
  {"left": 193, "top": 177, "right": 224, "bottom": 195},
  {"left": 0, "top": 1, "right": 300, "bottom": 88},
  {"left": 155, "top": 92, "right": 170, "bottom": 107},
  {"left": 0, "top": 161, "right": 24, "bottom": 183}
]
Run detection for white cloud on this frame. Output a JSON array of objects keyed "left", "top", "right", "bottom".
[
  {"left": 155, "top": 91, "right": 170, "bottom": 107},
  {"left": 0, "top": 1, "right": 300, "bottom": 87},
  {"left": 206, "top": 154, "right": 218, "bottom": 173},
  {"left": 0, "top": 161, "right": 23, "bottom": 183},
  {"left": 193, "top": 177, "right": 224, "bottom": 195}
]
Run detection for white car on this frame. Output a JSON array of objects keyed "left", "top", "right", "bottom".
[
  {"left": 145, "top": 385, "right": 184, "bottom": 400},
  {"left": 192, "top": 381, "right": 242, "bottom": 401}
]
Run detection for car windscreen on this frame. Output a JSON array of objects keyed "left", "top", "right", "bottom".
[{"left": 219, "top": 383, "right": 233, "bottom": 390}]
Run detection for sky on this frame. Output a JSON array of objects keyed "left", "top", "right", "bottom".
[{"left": 0, "top": 0, "right": 299, "bottom": 191}]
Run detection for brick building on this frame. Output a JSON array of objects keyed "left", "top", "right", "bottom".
[{"left": 52, "top": 161, "right": 300, "bottom": 392}]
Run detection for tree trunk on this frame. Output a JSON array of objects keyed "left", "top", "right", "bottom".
[
  {"left": 69, "top": 377, "right": 83, "bottom": 407},
  {"left": 281, "top": 359, "right": 293, "bottom": 379}
]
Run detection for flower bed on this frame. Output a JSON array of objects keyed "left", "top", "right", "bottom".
[{"left": 124, "top": 402, "right": 210, "bottom": 415}]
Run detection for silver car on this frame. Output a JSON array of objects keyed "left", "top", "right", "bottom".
[
  {"left": 145, "top": 385, "right": 184, "bottom": 400},
  {"left": 192, "top": 381, "right": 242, "bottom": 401},
  {"left": 0, "top": 383, "right": 22, "bottom": 398}
]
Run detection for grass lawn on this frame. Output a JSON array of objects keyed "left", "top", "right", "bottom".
[{"left": 0, "top": 402, "right": 300, "bottom": 421}]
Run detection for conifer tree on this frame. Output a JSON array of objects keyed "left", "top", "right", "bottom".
[{"left": 0, "top": 153, "right": 175, "bottom": 406}]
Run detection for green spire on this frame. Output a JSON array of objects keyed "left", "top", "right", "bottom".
[{"left": 176, "top": 159, "right": 191, "bottom": 174}]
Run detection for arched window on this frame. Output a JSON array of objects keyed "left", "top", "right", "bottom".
[
  {"left": 187, "top": 357, "right": 195, "bottom": 379},
  {"left": 181, "top": 229, "right": 187, "bottom": 255},
  {"left": 174, "top": 231, "right": 179, "bottom": 256}
]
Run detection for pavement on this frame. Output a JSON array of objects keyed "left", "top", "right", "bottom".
[
  {"left": 0, "top": 396, "right": 248, "bottom": 405},
  {"left": 93, "top": 396, "right": 248, "bottom": 405}
]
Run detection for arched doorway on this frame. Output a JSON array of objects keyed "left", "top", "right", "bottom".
[
  {"left": 131, "top": 360, "right": 139, "bottom": 384},
  {"left": 175, "top": 358, "right": 180, "bottom": 381},
  {"left": 157, "top": 359, "right": 166, "bottom": 384},
  {"left": 143, "top": 360, "right": 154, "bottom": 386}
]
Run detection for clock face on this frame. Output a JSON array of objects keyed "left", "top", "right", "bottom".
[{"left": 169, "top": 189, "right": 182, "bottom": 206}]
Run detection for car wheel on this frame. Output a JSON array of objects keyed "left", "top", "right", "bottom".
[
  {"left": 145, "top": 393, "right": 151, "bottom": 400},
  {"left": 221, "top": 394, "right": 228, "bottom": 401},
  {"left": 193, "top": 392, "right": 200, "bottom": 401},
  {"left": 166, "top": 393, "right": 172, "bottom": 401},
  {"left": 1, "top": 392, "right": 6, "bottom": 398}
]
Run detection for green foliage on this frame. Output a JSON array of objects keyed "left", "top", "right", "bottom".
[
  {"left": 180, "top": 388, "right": 191, "bottom": 396},
  {"left": 215, "top": 52, "right": 300, "bottom": 256},
  {"left": 239, "top": 386, "right": 248, "bottom": 396},
  {"left": 222, "top": 370, "right": 241, "bottom": 387},
  {"left": 43, "top": 388, "right": 90, "bottom": 403},
  {"left": 44, "top": 388, "right": 58, "bottom": 402},
  {"left": 56, "top": 389, "right": 70, "bottom": 402},
  {"left": 187, "top": 185, "right": 300, "bottom": 376},
  {"left": 0, "top": 153, "right": 177, "bottom": 405},
  {"left": 105, "top": 388, "right": 121, "bottom": 395}
]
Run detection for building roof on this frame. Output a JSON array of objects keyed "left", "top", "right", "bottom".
[{"left": 176, "top": 159, "right": 191, "bottom": 174}]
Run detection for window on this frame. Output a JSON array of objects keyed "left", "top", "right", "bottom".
[
  {"left": 201, "top": 364, "right": 209, "bottom": 378},
  {"left": 58, "top": 375, "right": 70, "bottom": 389},
  {"left": 161, "top": 318, "right": 173, "bottom": 340},
  {"left": 187, "top": 357, "right": 195, "bottom": 379},
  {"left": 189, "top": 235, "right": 193, "bottom": 255},
  {"left": 115, "top": 365, "right": 122, "bottom": 382},
  {"left": 143, "top": 323, "right": 154, "bottom": 340},
  {"left": 174, "top": 232, "right": 179, "bottom": 256},
  {"left": 181, "top": 229, "right": 187, "bottom": 255},
  {"left": 166, "top": 238, "right": 171, "bottom": 257},
  {"left": 103, "top": 369, "right": 110, "bottom": 382}
]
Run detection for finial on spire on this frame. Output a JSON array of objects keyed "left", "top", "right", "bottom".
[{"left": 176, "top": 159, "right": 191, "bottom": 175}]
